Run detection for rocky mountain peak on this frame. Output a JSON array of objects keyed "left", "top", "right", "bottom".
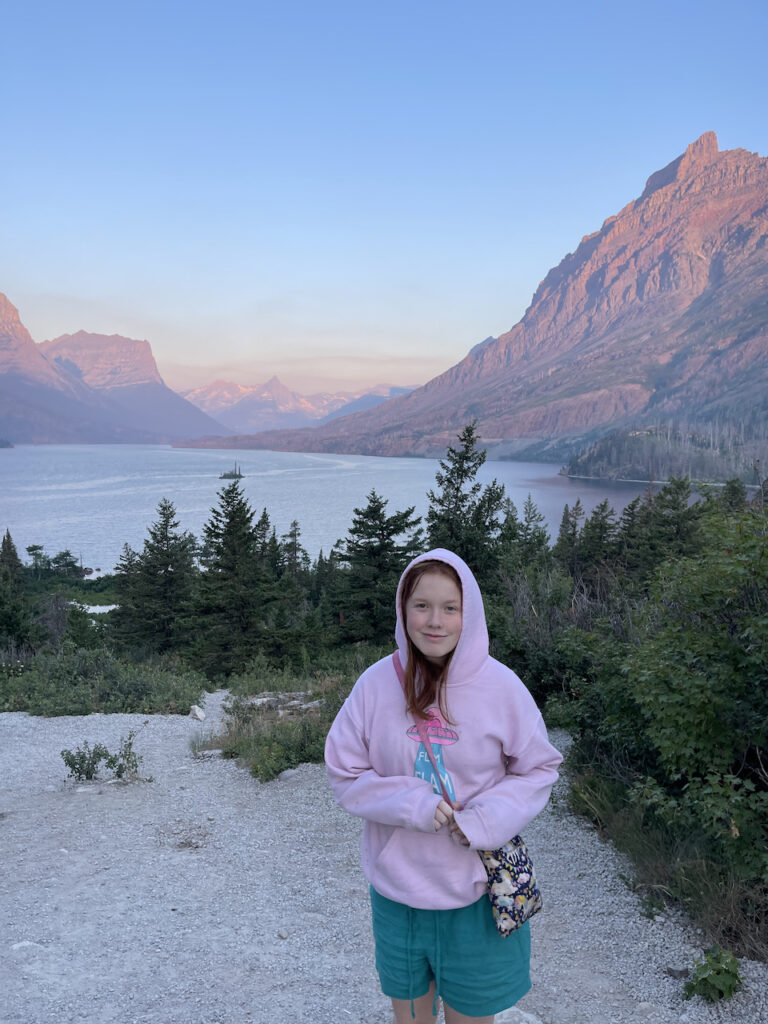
[
  {"left": 0, "top": 293, "right": 26, "bottom": 336},
  {"left": 0, "top": 292, "right": 74, "bottom": 390},
  {"left": 640, "top": 131, "right": 719, "bottom": 199},
  {"left": 39, "top": 331, "right": 163, "bottom": 389}
]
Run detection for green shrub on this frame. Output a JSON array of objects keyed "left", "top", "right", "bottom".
[
  {"left": 202, "top": 643, "right": 386, "bottom": 780},
  {"left": 61, "top": 729, "right": 148, "bottom": 781},
  {"left": 683, "top": 946, "right": 743, "bottom": 1002},
  {"left": 0, "top": 645, "right": 205, "bottom": 716},
  {"left": 60, "top": 741, "right": 110, "bottom": 780}
]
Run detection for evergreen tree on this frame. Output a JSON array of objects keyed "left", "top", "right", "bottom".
[
  {"left": 0, "top": 530, "right": 24, "bottom": 591},
  {"left": 720, "top": 477, "right": 747, "bottom": 513},
  {"left": 112, "top": 499, "right": 197, "bottom": 653},
  {"left": 25, "top": 544, "right": 49, "bottom": 578},
  {"left": 426, "top": 422, "right": 505, "bottom": 577},
  {"left": 552, "top": 499, "right": 585, "bottom": 575},
  {"left": 195, "top": 482, "right": 269, "bottom": 676},
  {"left": 335, "top": 489, "right": 423, "bottom": 643},
  {"left": 649, "top": 477, "right": 702, "bottom": 559},
  {"left": 49, "top": 549, "right": 81, "bottom": 578},
  {"left": 0, "top": 530, "right": 30, "bottom": 647},
  {"left": 280, "top": 520, "right": 311, "bottom": 580},
  {"left": 614, "top": 496, "right": 649, "bottom": 579},
  {"left": 579, "top": 499, "right": 616, "bottom": 590},
  {"left": 517, "top": 494, "right": 551, "bottom": 568}
]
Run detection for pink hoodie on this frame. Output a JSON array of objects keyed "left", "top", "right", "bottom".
[{"left": 324, "top": 548, "right": 563, "bottom": 910}]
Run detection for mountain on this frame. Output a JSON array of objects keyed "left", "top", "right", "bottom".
[
  {"left": 0, "top": 301, "right": 229, "bottom": 443},
  {"left": 177, "top": 133, "right": 768, "bottom": 458},
  {"left": 40, "top": 331, "right": 164, "bottom": 388},
  {"left": 182, "top": 376, "right": 413, "bottom": 433},
  {"left": 320, "top": 385, "right": 413, "bottom": 422}
]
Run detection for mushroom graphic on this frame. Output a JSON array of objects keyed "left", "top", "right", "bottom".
[{"left": 407, "top": 711, "right": 459, "bottom": 801}]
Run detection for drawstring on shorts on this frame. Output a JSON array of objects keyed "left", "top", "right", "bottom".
[
  {"left": 407, "top": 906, "right": 415, "bottom": 1020},
  {"left": 434, "top": 913, "right": 444, "bottom": 1015}
]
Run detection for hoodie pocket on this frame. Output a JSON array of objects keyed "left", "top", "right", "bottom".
[{"left": 371, "top": 826, "right": 486, "bottom": 907}]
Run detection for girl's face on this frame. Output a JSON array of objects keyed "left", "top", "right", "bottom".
[{"left": 405, "top": 570, "right": 463, "bottom": 665}]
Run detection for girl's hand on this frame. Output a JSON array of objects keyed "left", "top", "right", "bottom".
[
  {"left": 449, "top": 819, "right": 470, "bottom": 847},
  {"left": 434, "top": 799, "right": 454, "bottom": 830}
]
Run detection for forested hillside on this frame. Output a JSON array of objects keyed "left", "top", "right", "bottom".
[{"left": 567, "top": 421, "right": 768, "bottom": 483}]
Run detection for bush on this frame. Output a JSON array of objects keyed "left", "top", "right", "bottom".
[
  {"left": 683, "top": 946, "right": 744, "bottom": 1002},
  {"left": 61, "top": 729, "right": 148, "bottom": 781},
  {"left": 560, "top": 508, "right": 768, "bottom": 958},
  {"left": 202, "top": 643, "right": 387, "bottom": 779},
  {"left": 0, "top": 645, "right": 206, "bottom": 715}
]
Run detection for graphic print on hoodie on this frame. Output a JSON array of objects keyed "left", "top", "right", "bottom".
[{"left": 407, "top": 711, "right": 459, "bottom": 801}]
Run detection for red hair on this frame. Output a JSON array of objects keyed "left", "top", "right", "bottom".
[{"left": 399, "top": 559, "right": 462, "bottom": 722}]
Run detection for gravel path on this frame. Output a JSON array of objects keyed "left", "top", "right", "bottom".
[{"left": 1, "top": 695, "right": 765, "bottom": 1024}]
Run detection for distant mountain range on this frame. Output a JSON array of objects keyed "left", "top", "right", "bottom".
[
  {"left": 0, "top": 296, "right": 412, "bottom": 443},
  {"left": 181, "top": 377, "right": 412, "bottom": 433},
  {"left": 178, "top": 132, "right": 768, "bottom": 459},
  {"left": 0, "top": 302, "right": 229, "bottom": 443}
]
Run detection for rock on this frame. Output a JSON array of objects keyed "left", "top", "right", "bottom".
[
  {"left": 277, "top": 928, "right": 289, "bottom": 939},
  {"left": 496, "top": 1008, "right": 544, "bottom": 1024},
  {"left": 189, "top": 705, "right": 205, "bottom": 721},
  {"left": 665, "top": 966, "right": 690, "bottom": 979},
  {"left": 278, "top": 768, "right": 298, "bottom": 781}
]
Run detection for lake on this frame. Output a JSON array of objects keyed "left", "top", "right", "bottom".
[{"left": 0, "top": 445, "right": 650, "bottom": 573}]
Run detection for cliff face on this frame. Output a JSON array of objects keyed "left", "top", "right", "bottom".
[
  {"left": 0, "top": 294, "right": 82, "bottom": 393},
  {"left": 190, "top": 132, "right": 767, "bottom": 457},
  {"left": 40, "top": 331, "right": 164, "bottom": 388},
  {"left": 0, "top": 300, "right": 229, "bottom": 443}
]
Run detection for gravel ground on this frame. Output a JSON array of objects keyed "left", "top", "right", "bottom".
[{"left": 1, "top": 694, "right": 765, "bottom": 1024}]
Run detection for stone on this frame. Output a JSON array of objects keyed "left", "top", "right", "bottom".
[
  {"left": 496, "top": 1008, "right": 544, "bottom": 1024},
  {"left": 189, "top": 705, "right": 205, "bottom": 721},
  {"left": 666, "top": 966, "right": 690, "bottom": 979}
]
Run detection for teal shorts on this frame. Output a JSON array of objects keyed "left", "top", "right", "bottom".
[{"left": 370, "top": 887, "right": 531, "bottom": 1017}]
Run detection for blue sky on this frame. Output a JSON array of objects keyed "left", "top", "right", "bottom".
[{"left": 2, "top": 0, "right": 766, "bottom": 392}]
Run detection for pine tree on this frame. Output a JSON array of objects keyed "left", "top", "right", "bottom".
[
  {"left": 579, "top": 499, "right": 617, "bottom": 595},
  {"left": 0, "top": 530, "right": 24, "bottom": 592},
  {"left": 195, "top": 482, "right": 268, "bottom": 676},
  {"left": 426, "top": 421, "right": 505, "bottom": 577},
  {"left": 335, "top": 489, "right": 423, "bottom": 643},
  {"left": 25, "top": 544, "right": 49, "bottom": 578},
  {"left": 552, "top": 499, "right": 585, "bottom": 576},
  {"left": 0, "top": 530, "right": 30, "bottom": 647},
  {"left": 518, "top": 494, "right": 551, "bottom": 568},
  {"left": 280, "top": 520, "right": 311, "bottom": 580},
  {"left": 111, "top": 499, "right": 198, "bottom": 653}
]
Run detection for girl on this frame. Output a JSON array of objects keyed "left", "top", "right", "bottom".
[{"left": 325, "top": 549, "right": 563, "bottom": 1023}]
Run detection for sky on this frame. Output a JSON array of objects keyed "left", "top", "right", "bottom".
[{"left": 2, "top": 0, "right": 767, "bottom": 394}]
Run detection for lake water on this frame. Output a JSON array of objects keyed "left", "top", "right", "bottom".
[{"left": 0, "top": 445, "right": 649, "bottom": 573}]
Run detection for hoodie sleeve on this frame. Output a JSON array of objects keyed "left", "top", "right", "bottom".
[
  {"left": 324, "top": 681, "right": 441, "bottom": 834},
  {"left": 452, "top": 715, "right": 563, "bottom": 850}
]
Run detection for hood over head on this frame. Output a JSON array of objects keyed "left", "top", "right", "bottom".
[{"left": 395, "top": 548, "right": 489, "bottom": 685}]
